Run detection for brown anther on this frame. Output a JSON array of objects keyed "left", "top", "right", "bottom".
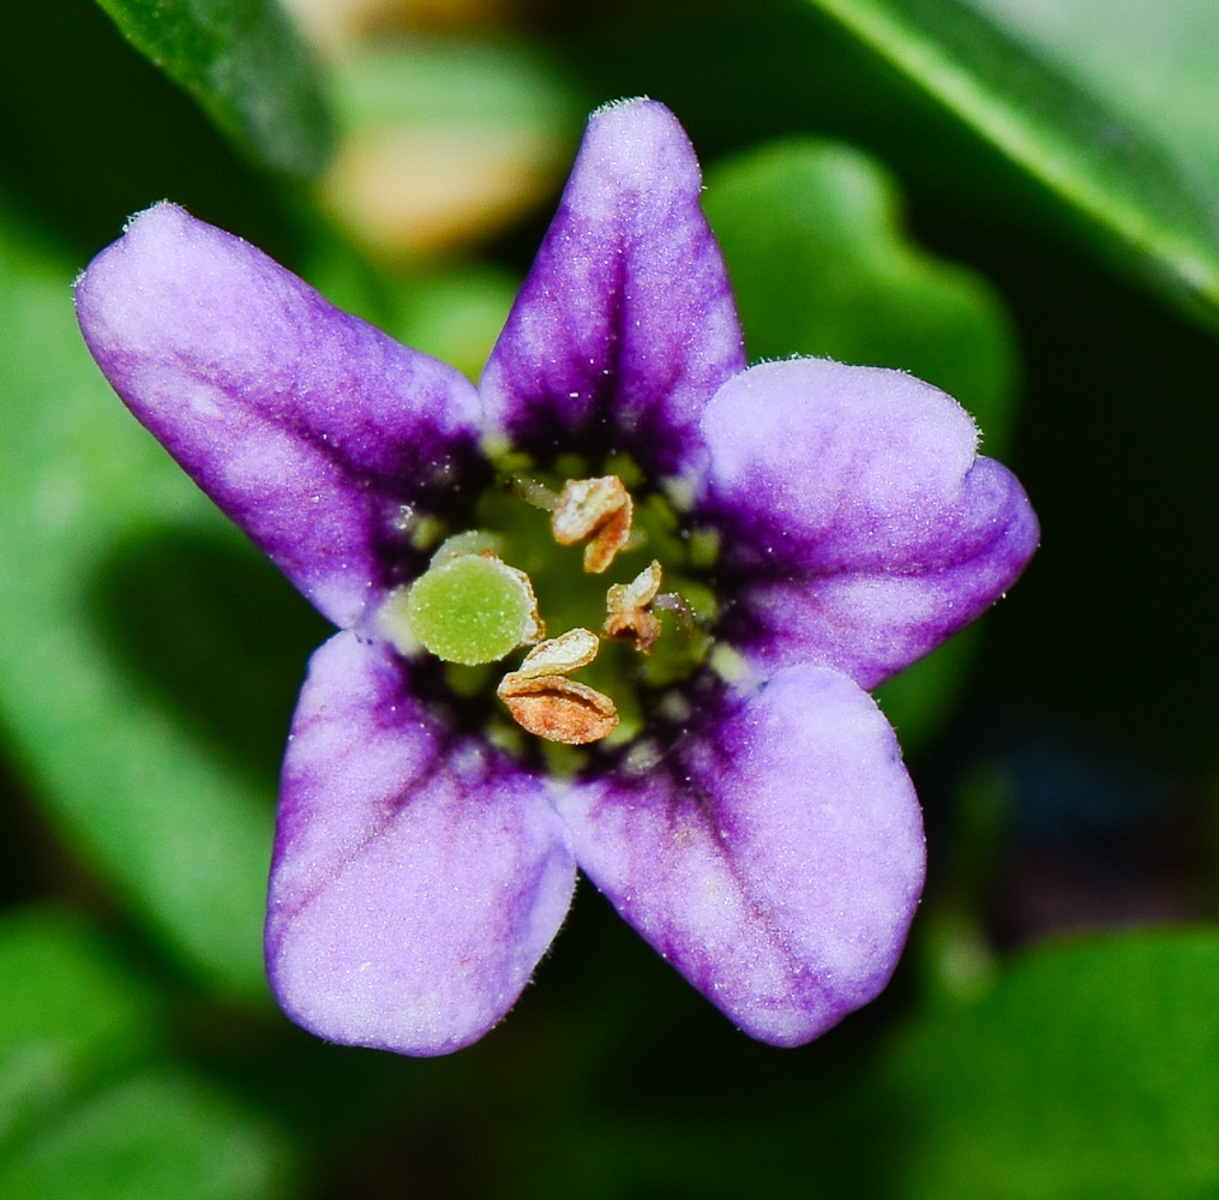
[
  {"left": 551, "top": 476, "right": 633, "bottom": 573},
  {"left": 497, "top": 676, "right": 618, "bottom": 745},
  {"left": 604, "top": 560, "right": 664, "bottom": 654},
  {"left": 498, "top": 627, "right": 618, "bottom": 744}
]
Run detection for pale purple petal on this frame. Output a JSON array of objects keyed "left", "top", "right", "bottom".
[
  {"left": 75, "top": 203, "right": 484, "bottom": 628},
  {"left": 557, "top": 665, "right": 924, "bottom": 1046},
  {"left": 265, "top": 632, "right": 575, "bottom": 1056},
  {"left": 479, "top": 99, "right": 745, "bottom": 478},
  {"left": 701, "top": 358, "right": 1039, "bottom": 688}
]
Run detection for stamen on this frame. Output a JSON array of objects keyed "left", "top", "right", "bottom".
[
  {"left": 604, "top": 560, "right": 664, "bottom": 654},
  {"left": 497, "top": 676, "right": 618, "bottom": 745},
  {"left": 551, "top": 476, "right": 633, "bottom": 573},
  {"left": 652, "top": 591, "right": 697, "bottom": 635},
  {"left": 498, "top": 628, "right": 619, "bottom": 744},
  {"left": 510, "top": 627, "right": 600, "bottom": 679},
  {"left": 508, "top": 476, "right": 561, "bottom": 512}
]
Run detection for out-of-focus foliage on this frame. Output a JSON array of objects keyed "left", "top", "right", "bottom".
[
  {"left": 967, "top": 0, "right": 1219, "bottom": 185},
  {"left": 0, "top": 212, "right": 319, "bottom": 999},
  {"left": 705, "top": 139, "right": 1016, "bottom": 448},
  {"left": 0, "top": 909, "right": 159, "bottom": 1150},
  {"left": 91, "top": 0, "right": 334, "bottom": 178},
  {"left": 0, "top": 1070, "right": 293, "bottom": 1200},
  {"left": 805, "top": 0, "right": 1219, "bottom": 323},
  {"left": 320, "top": 37, "right": 584, "bottom": 257},
  {"left": 0, "top": 910, "right": 293, "bottom": 1200},
  {"left": 891, "top": 931, "right": 1219, "bottom": 1198}
]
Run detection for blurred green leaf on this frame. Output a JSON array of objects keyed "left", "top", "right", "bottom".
[
  {"left": 329, "top": 37, "right": 582, "bottom": 132},
  {"left": 804, "top": 0, "right": 1219, "bottom": 323},
  {"left": 704, "top": 139, "right": 1018, "bottom": 752},
  {"left": 0, "top": 213, "right": 287, "bottom": 1000},
  {"left": 966, "top": 0, "right": 1219, "bottom": 186},
  {"left": 0, "top": 1069, "right": 292, "bottom": 1200},
  {"left": 0, "top": 910, "right": 159, "bottom": 1151},
  {"left": 704, "top": 137, "right": 1017, "bottom": 448},
  {"left": 891, "top": 931, "right": 1219, "bottom": 1198},
  {"left": 91, "top": 0, "right": 333, "bottom": 179}
]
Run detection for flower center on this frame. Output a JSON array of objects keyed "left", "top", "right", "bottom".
[{"left": 376, "top": 460, "right": 716, "bottom": 749}]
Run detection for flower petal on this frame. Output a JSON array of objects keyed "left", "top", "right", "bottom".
[
  {"left": 480, "top": 99, "right": 745, "bottom": 478},
  {"left": 557, "top": 665, "right": 924, "bottom": 1046},
  {"left": 701, "top": 358, "right": 1039, "bottom": 688},
  {"left": 75, "top": 203, "right": 483, "bottom": 628},
  {"left": 265, "top": 632, "right": 575, "bottom": 1056}
]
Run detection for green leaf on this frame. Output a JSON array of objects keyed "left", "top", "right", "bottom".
[
  {"left": 0, "top": 212, "right": 296, "bottom": 1000},
  {"left": 803, "top": 0, "right": 1219, "bottom": 322},
  {"left": 0, "top": 1070, "right": 293, "bottom": 1200},
  {"left": 91, "top": 0, "right": 333, "bottom": 178},
  {"left": 965, "top": 0, "right": 1219, "bottom": 186},
  {"left": 704, "top": 139, "right": 1018, "bottom": 752},
  {"left": 704, "top": 137, "right": 1017, "bottom": 449},
  {"left": 890, "top": 931, "right": 1219, "bottom": 1198},
  {"left": 0, "top": 910, "right": 159, "bottom": 1151}
]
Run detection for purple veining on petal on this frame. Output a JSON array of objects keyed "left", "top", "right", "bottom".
[
  {"left": 266, "top": 632, "right": 575, "bottom": 1056},
  {"left": 72, "top": 98, "right": 1044, "bottom": 1059},
  {"left": 75, "top": 203, "right": 485, "bottom": 628},
  {"left": 480, "top": 99, "right": 745, "bottom": 479},
  {"left": 557, "top": 664, "right": 925, "bottom": 1047},
  {"left": 701, "top": 358, "right": 1039, "bottom": 689}
]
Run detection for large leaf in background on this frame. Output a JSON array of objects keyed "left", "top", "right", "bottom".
[
  {"left": 0, "top": 909, "right": 293, "bottom": 1199},
  {"left": 704, "top": 140, "right": 1018, "bottom": 753},
  {"left": 804, "top": 0, "right": 1219, "bottom": 324},
  {"left": 0, "top": 909, "right": 159, "bottom": 1152},
  {"left": 967, "top": 0, "right": 1219, "bottom": 186},
  {"left": 91, "top": 0, "right": 333, "bottom": 179},
  {"left": 704, "top": 138, "right": 1016, "bottom": 449},
  {"left": 890, "top": 931, "right": 1219, "bottom": 1198},
  {"left": 0, "top": 1070, "right": 292, "bottom": 1200},
  {"left": 0, "top": 214, "right": 321, "bottom": 1000}
]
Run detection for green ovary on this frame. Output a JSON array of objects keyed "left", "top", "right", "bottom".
[{"left": 404, "top": 554, "right": 535, "bottom": 666}]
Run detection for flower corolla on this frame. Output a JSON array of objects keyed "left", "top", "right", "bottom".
[{"left": 75, "top": 99, "right": 1038, "bottom": 1055}]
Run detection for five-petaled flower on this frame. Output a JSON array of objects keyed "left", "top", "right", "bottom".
[{"left": 74, "top": 99, "right": 1038, "bottom": 1055}]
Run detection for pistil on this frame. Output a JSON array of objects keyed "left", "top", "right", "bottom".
[{"left": 379, "top": 470, "right": 708, "bottom": 747}]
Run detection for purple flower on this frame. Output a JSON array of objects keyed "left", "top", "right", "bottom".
[{"left": 75, "top": 99, "right": 1037, "bottom": 1055}]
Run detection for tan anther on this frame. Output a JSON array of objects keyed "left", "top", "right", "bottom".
[
  {"left": 497, "top": 676, "right": 618, "bottom": 745},
  {"left": 498, "top": 627, "right": 618, "bottom": 744},
  {"left": 511, "top": 626, "right": 600, "bottom": 679},
  {"left": 551, "top": 476, "right": 633, "bottom": 573},
  {"left": 604, "top": 560, "right": 664, "bottom": 654}
]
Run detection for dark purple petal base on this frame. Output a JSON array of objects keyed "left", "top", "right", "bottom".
[{"left": 480, "top": 99, "right": 745, "bottom": 479}]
